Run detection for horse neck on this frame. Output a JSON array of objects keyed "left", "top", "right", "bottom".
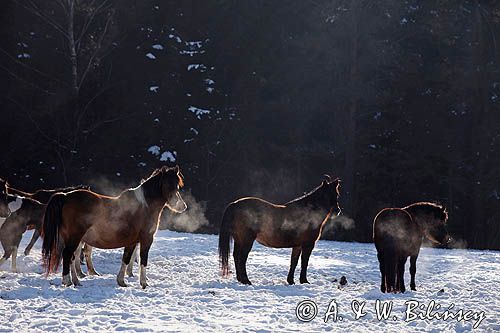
[
  {"left": 135, "top": 179, "right": 166, "bottom": 208},
  {"left": 287, "top": 190, "right": 331, "bottom": 214},
  {"left": 403, "top": 205, "right": 428, "bottom": 235}
]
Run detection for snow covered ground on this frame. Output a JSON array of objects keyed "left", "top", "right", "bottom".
[{"left": 0, "top": 230, "right": 499, "bottom": 332}]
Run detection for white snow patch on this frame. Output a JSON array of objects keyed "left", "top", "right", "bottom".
[
  {"left": 187, "top": 64, "right": 207, "bottom": 71},
  {"left": 149, "top": 86, "right": 159, "bottom": 93},
  {"left": 168, "top": 34, "right": 182, "bottom": 43},
  {"left": 0, "top": 231, "right": 498, "bottom": 332},
  {"left": 188, "top": 106, "right": 210, "bottom": 119},
  {"left": 147, "top": 145, "right": 161, "bottom": 156},
  {"left": 159, "top": 151, "right": 176, "bottom": 162},
  {"left": 146, "top": 53, "right": 156, "bottom": 59},
  {"left": 152, "top": 44, "right": 164, "bottom": 50}
]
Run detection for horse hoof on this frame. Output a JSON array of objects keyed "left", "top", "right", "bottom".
[
  {"left": 117, "top": 280, "right": 128, "bottom": 287},
  {"left": 141, "top": 282, "right": 148, "bottom": 289},
  {"left": 300, "top": 279, "right": 309, "bottom": 284},
  {"left": 89, "top": 271, "right": 100, "bottom": 276},
  {"left": 24, "top": 250, "right": 30, "bottom": 256},
  {"left": 287, "top": 278, "right": 295, "bottom": 285},
  {"left": 78, "top": 273, "right": 87, "bottom": 279}
]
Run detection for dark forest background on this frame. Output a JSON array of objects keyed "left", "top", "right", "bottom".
[{"left": 0, "top": 1, "right": 499, "bottom": 250}]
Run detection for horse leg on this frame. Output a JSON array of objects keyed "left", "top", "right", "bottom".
[
  {"left": 139, "top": 236, "right": 153, "bottom": 289},
  {"left": 117, "top": 245, "right": 136, "bottom": 287},
  {"left": 126, "top": 244, "right": 138, "bottom": 277},
  {"left": 299, "top": 244, "right": 314, "bottom": 284},
  {"left": 24, "top": 228, "right": 40, "bottom": 256},
  {"left": 10, "top": 246, "right": 18, "bottom": 272},
  {"left": 287, "top": 246, "right": 301, "bottom": 285},
  {"left": 410, "top": 255, "right": 418, "bottom": 291},
  {"left": 238, "top": 239, "right": 254, "bottom": 285},
  {"left": 83, "top": 244, "right": 99, "bottom": 276},
  {"left": 9, "top": 229, "right": 25, "bottom": 273},
  {"left": 377, "top": 252, "right": 386, "bottom": 293},
  {"left": 62, "top": 243, "right": 80, "bottom": 287},
  {"left": 233, "top": 242, "right": 242, "bottom": 282},
  {"left": 398, "top": 257, "right": 407, "bottom": 293},
  {"left": 74, "top": 242, "right": 86, "bottom": 278}
]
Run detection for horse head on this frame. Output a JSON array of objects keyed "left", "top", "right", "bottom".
[
  {"left": 424, "top": 204, "right": 450, "bottom": 245},
  {"left": 157, "top": 165, "right": 187, "bottom": 213},
  {"left": 320, "top": 175, "right": 342, "bottom": 215},
  {"left": 0, "top": 178, "right": 11, "bottom": 217}
]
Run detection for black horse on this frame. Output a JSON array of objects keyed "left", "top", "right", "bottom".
[
  {"left": 219, "top": 176, "right": 341, "bottom": 285},
  {"left": 373, "top": 202, "right": 450, "bottom": 293}
]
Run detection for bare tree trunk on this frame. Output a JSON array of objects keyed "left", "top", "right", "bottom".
[
  {"left": 471, "top": 1, "right": 489, "bottom": 248},
  {"left": 67, "top": 0, "right": 79, "bottom": 99},
  {"left": 343, "top": 0, "right": 359, "bottom": 215}
]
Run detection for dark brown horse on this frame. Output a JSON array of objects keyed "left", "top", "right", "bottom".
[
  {"left": 42, "top": 166, "right": 186, "bottom": 288},
  {"left": 0, "top": 194, "right": 43, "bottom": 272},
  {"left": 373, "top": 202, "right": 450, "bottom": 293},
  {"left": 219, "top": 176, "right": 341, "bottom": 285},
  {"left": 5, "top": 184, "right": 89, "bottom": 256}
]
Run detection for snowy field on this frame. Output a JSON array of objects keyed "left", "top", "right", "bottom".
[{"left": 0, "top": 230, "right": 499, "bottom": 332}]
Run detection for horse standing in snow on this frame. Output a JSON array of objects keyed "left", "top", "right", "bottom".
[
  {"left": 5, "top": 184, "right": 89, "bottom": 256},
  {"left": 42, "top": 166, "right": 187, "bottom": 288},
  {"left": 373, "top": 202, "right": 450, "bottom": 293},
  {"left": 0, "top": 185, "right": 88, "bottom": 272},
  {"left": 219, "top": 176, "right": 341, "bottom": 285}
]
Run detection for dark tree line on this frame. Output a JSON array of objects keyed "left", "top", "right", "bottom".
[{"left": 1, "top": 1, "right": 499, "bottom": 249}]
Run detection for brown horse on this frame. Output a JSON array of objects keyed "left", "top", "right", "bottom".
[
  {"left": 219, "top": 176, "right": 341, "bottom": 285},
  {"left": 42, "top": 166, "right": 187, "bottom": 288},
  {"left": 5, "top": 184, "right": 89, "bottom": 256},
  {"left": 0, "top": 194, "right": 44, "bottom": 272},
  {"left": 0, "top": 178, "right": 11, "bottom": 218},
  {"left": 373, "top": 202, "right": 450, "bottom": 293}
]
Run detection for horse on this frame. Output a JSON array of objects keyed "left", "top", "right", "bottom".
[
  {"left": 219, "top": 176, "right": 341, "bottom": 285},
  {"left": 5, "top": 184, "right": 90, "bottom": 256},
  {"left": 373, "top": 202, "right": 450, "bottom": 293},
  {"left": 0, "top": 185, "right": 90, "bottom": 272},
  {"left": 0, "top": 195, "right": 44, "bottom": 272},
  {"left": 41, "top": 165, "right": 187, "bottom": 288},
  {"left": 0, "top": 178, "right": 11, "bottom": 218}
]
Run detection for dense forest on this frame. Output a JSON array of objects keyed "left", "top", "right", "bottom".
[{"left": 0, "top": 1, "right": 499, "bottom": 250}]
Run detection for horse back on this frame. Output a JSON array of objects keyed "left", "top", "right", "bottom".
[{"left": 373, "top": 208, "right": 421, "bottom": 256}]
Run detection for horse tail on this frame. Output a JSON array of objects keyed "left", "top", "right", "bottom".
[
  {"left": 218, "top": 204, "right": 235, "bottom": 277},
  {"left": 384, "top": 246, "right": 397, "bottom": 293},
  {"left": 41, "top": 193, "right": 66, "bottom": 275}
]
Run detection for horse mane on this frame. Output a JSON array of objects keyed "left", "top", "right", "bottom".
[
  {"left": 7, "top": 193, "right": 43, "bottom": 205},
  {"left": 404, "top": 201, "right": 448, "bottom": 222},
  {"left": 284, "top": 178, "right": 340, "bottom": 206},
  {"left": 34, "top": 185, "right": 89, "bottom": 193},
  {"left": 285, "top": 183, "right": 323, "bottom": 205}
]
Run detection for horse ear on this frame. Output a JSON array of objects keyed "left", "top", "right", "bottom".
[
  {"left": 323, "top": 174, "right": 332, "bottom": 183},
  {"left": 321, "top": 180, "right": 328, "bottom": 186}
]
